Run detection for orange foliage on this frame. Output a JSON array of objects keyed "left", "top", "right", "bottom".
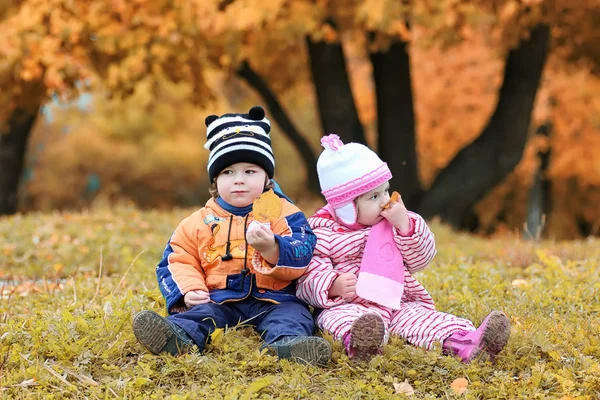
[
  {"left": 344, "top": 28, "right": 599, "bottom": 238},
  {"left": 2, "top": 1, "right": 599, "bottom": 238},
  {"left": 22, "top": 80, "right": 212, "bottom": 211}
]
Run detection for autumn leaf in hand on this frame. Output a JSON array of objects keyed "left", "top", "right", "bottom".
[
  {"left": 252, "top": 189, "right": 282, "bottom": 223},
  {"left": 382, "top": 191, "right": 400, "bottom": 209}
]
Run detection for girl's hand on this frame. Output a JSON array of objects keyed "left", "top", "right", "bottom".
[
  {"left": 184, "top": 290, "right": 211, "bottom": 308},
  {"left": 329, "top": 273, "right": 357, "bottom": 301},
  {"left": 381, "top": 194, "right": 411, "bottom": 234}
]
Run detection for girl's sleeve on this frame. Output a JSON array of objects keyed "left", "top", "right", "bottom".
[
  {"left": 393, "top": 211, "right": 437, "bottom": 273},
  {"left": 295, "top": 228, "right": 345, "bottom": 309},
  {"left": 156, "top": 216, "right": 208, "bottom": 314}
]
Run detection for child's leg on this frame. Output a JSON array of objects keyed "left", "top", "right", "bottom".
[
  {"left": 389, "top": 302, "right": 475, "bottom": 350},
  {"left": 442, "top": 311, "right": 510, "bottom": 363},
  {"left": 252, "top": 301, "right": 315, "bottom": 341},
  {"left": 345, "top": 312, "right": 386, "bottom": 361},
  {"left": 133, "top": 310, "right": 195, "bottom": 356},
  {"left": 253, "top": 301, "right": 332, "bottom": 366},
  {"left": 133, "top": 303, "right": 241, "bottom": 356},
  {"left": 318, "top": 304, "right": 390, "bottom": 361},
  {"left": 168, "top": 303, "right": 241, "bottom": 349},
  {"left": 317, "top": 303, "right": 387, "bottom": 340}
]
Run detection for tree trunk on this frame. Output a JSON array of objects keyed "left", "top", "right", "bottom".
[
  {"left": 306, "top": 38, "right": 366, "bottom": 145},
  {"left": 525, "top": 122, "right": 552, "bottom": 240},
  {"left": 417, "top": 25, "right": 551, "bottom": 229},
  {"left": 237, "top": 62, "right": 320, "bottom": 194},
  {"left": 370, "top": 40, "right": 422, "bottom": 207},
  {"left": 0, "top": 106, "right": 39, "bottom": 216}
]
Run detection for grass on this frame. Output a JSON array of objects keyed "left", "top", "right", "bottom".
[{"left": 1, "top": 205, "right": 599, "bottom": 399}]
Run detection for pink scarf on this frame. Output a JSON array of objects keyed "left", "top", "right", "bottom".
[
  {"left": 356, "top": 219, "right": 405, "bottom": 309},
  {"left": 322, "top": 205, "right": 405, "bottom": 309}
]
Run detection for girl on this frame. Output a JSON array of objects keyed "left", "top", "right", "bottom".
[{"left": 296, "top": 134, "right": 510, "bottom": 362}]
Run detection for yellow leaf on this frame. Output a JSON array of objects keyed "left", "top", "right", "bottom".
[
  {"left": 511, "top": 279, "right": 528, "bottom": 287},
  {"left": 77, "top": 374, "right": 99, "bottom": 387},
  {"left": 450, "top": 377, "right": 468, "bottom": 395},
  {"left": 382, "top": 191, "right": 400, "bottom": 209},
  {"left": 393, "top": 380, "right": 415, "bottom": 396},
  {"left": 210, "top": 328, "right": 225, "bottom": 345},
  {"left": 13, "top": 378, "right": 38, "bottom": 387},
  {"left": 548, "top": 350, "right": 562, "bottom": 361},
  {"left": 252, "top": 189, "right": 282, "bottom": 223},
  {"left": 241, "top": 376, "right": 276, "bottom": 400}
]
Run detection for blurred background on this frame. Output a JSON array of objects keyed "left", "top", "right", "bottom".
[{"left": 1, "top": 0, "right": 599, "bottom": 239}]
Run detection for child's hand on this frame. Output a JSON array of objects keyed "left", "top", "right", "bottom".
[
  {"left": 381, "top": 193, "right": 411, "bottom": 234},
  {"left": 329, "top": 273, "right": 357, "bottom": 300},
  {"left": 184, "top": 290, "right": 211, "bottom": 308},
  {"left": 246, "top": 224, "right": 279, "bottom": 265},
  {"left": 247, "top": 224, "right": 276, "bottom": 253}
]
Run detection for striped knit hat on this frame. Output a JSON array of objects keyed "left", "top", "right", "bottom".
[{"left": 204, "top": 106, "right": 274, "bottom": 181}]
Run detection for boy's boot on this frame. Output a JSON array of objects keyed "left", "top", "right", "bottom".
[
  {"left": 133, "top": 310, "right": 195, "bottom": 356},
  {"left": 442, "top": 310, "right": 510, "bottom": 363},
  {"left": 262, "top": 336, "right": 332, "bottom": 367},
  {"left": 344, "top": 312, "right": 386, "bottom": 362}
]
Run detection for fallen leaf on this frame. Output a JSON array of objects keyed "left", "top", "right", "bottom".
[
  {"left": 393, "top": 380, "right": 415, "bottom": 396},
  {"left": 77, "top": 374, "right": 99, "bottom": 387},
  {"left": 451, "top": 377, "right": 469, "bottom": 395},
  {"left": 13, "top": 378, "right": 38, "bottom": 387},
  {"left": 511, "top": 279, "right": 528, "bottom": 287},
  {"left": 242, "top": 376, "right": 276, "bottom": 399},
  {"left": 210, "top": 328, "right": 225, "bottom": 345}
]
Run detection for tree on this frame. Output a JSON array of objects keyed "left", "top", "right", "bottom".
[
  {"left": 1, "top": 0, "right": 598, "bottom": 231},
  {"left": 0, "top": 0, "right": 215, "bottom": 214}
]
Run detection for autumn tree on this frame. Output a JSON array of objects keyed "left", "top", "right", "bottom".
[
  {"left": 0, "top": 0, "right": 216, "bottom": 214},
  {"left": 1, "top": 0, "right": 598, "bottom": 233}
]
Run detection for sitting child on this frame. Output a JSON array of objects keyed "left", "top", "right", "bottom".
[
  {"left": 296, "top": 134, "right": 510, "bottom": 362},
  {"left": 133, "top": 106, "right": 331, "bottom": 366}
]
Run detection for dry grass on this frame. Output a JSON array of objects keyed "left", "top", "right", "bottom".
[{"left": 1, "top": 206, "right": 599, "bottom": 399}]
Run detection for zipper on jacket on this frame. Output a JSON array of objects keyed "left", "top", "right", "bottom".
[{"left": 218, "top": 214, "right": 252, "bottom": 304}]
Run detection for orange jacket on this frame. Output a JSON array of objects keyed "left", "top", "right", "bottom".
[{"left": 156, "top": 197, "right": 316, "bottom": 314}]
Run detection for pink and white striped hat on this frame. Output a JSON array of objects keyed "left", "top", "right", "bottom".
[{"left": 317, "top": 134, "right": 392, "bottom": 226}]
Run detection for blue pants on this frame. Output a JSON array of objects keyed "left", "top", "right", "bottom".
[{"left": 167, "top": 299, "right": 315, "bottom": 351}]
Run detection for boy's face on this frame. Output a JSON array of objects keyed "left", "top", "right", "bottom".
[
  {"left": 356, "top": 181, "right": 390, "bottom": 226},
  {"left": 215, "top": 162, "right": 267, "bottom": 207}
]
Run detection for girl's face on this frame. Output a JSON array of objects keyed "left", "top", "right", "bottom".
[
  {"left": 356, "top": 181, "right": 390, "bottom": 226},
  {"left": 215, "top": 162, "right": 267, "bottom": 207}
]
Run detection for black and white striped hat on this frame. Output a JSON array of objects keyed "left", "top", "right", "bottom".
[{"left": 204, "top": 106, "right": 274, "bottom": 181}]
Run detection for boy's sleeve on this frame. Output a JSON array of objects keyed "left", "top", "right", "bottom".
[
  {"left": 296, "top": 251, "right": 345, "bottom": 309},
  {"left": 393, "top": 211, "right": 437, "bottom": 273},
  {"left": 156, "top": 217, "right": 208, "bottom": 314},
  {"left": 251, "top": 202, "right": 316, "bottom": 281}
]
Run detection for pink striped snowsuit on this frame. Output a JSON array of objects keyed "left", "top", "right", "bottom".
[{"left": 296, "top": 209, "right": 475, "bottom": 350}]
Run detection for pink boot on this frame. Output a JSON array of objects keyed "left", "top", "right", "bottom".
[
  {"left": 442, "top": 311, "right": 510, "bottom": 363},
  {"left": 344, "top": 313, "right": 386, "bottom": 361}
]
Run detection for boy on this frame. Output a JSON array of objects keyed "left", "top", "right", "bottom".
[{"left": 133, "top": 106, "right": 331, "bottom": 366}]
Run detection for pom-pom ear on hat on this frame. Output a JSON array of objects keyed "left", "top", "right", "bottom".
[
  {"left": 248, "top": 106, "right": 265, "bottom": 121},
  {"left": 205, "top": 115, "right": 219, "bottom": 127}
]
